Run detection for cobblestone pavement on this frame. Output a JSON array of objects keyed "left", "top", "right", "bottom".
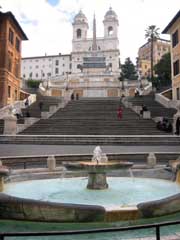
[{"left": 0, "top": 144, "right": 180, "bottom": 157}]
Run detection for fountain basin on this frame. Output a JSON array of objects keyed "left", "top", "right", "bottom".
[
  {"left": 0, "top": 166, "right": 9, "bottom": 192},
  {"left": 64, "top": 161, "right": 133, "bottom": 189},
  {"left": 64, "top": 161, "right": 133, "bottom": 173},
  {"left": 0, "top": 166, "right": 9, "bottom": 176},
  {"left": 1, "top": 177, "right": 180, "bottom": 222}
]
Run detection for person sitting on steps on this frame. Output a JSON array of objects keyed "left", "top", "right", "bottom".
[{"left": 140, "top": 104, "right": 148, "bottom": 116}]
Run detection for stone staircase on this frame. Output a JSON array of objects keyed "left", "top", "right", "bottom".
[
  {"left": 127, "top": 94, "right": 176, "bottom": 119},
  {"left": 19, "top": 98, "right": 170, "bottom": 135},
  {"left": 22, "top": 94, "right": 62, "bottom": 118}
]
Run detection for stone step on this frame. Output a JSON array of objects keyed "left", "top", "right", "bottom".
[{"left": 1, "top": 135, "right": 179, "bottom": 145}]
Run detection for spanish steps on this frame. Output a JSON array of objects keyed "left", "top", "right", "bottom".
[
  {"left": 19, "top": 96, "right": 171, "bottom": 135},
  {"left": 21, "top": 94, "right": 62, "bottom": 118},
  {"left": 127, "top": 93, "right": 176, "bottom": 119}
]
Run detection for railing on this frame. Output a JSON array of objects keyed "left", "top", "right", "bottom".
[{"left": 0, "top": 220, "right": 180, "bottom": 239}]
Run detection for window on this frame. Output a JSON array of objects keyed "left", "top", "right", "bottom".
[
  {"left": 7, "top": 56, "right": 12, "bottom": 72},
  {"left": 172, "top": 30, "right": 179, "bottom": 48},
  {"left": 15, "top": 37, "right": 20, "bottom": 51},
  {"left": 15, "top": 89, "right": 17, "bottom": 100},
  {"left": 173, "top": 60, "right": 179, "bottom": 76},
  {"left": 108, "top": 26, "right": 113, "bottom": 36},
  {"left": 35, "top": 59, "right": 39, "bottom": 62},
  {"left": 77, "top": 29, "right": 81, "bottom": 38},
  {"left": 62, "top": 64, "right": 65, "bottom": 67},
  {"left": 15, "top": 62, "right": 19, "bottom": 78},
  {"left": 47, "top": 73, "right": 51, "bottom": 77},
  {"left": 36, "top": 65, "right": 39, "bottom": 68},
  {"left": 23, "top": 74, "right": 26, "bottom": 78},
  {"left": 29, "top": 72, "right": 33, "bottom": 78},
  {"left": 8, "top": 28, "right": 14, "bottom": 44},
  {"left": 36, "top": 73, "right": 38, "bottom": 78},
  {"left": 55, "top": 60, "right": 59, "bottom": 66},
  {"left": 177, "top": 87, "right": 180, "bottom": 100},
  {"left": 8, "top": 86, "right": 11, "bottom": 98},
  {"left": 55, "top": 68, "right": 59, "bottom": 74},
  {"left": 69, "top": 63, "right": 72, "bottom": 69}
]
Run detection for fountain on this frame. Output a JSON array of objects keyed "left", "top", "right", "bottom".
[
  {"left": 0, "top": 161, "right": 9, "bottom": 192},
  {"left": 1, "top": 150, "right": 180, "bottom": 224},
  {"left": 64, "top": 146, "right": 133, "bottom": 190}
]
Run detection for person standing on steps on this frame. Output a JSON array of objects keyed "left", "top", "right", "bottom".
[
  {"left": 175, "top": 117, "right": 180, "bottom": 135},
  {"left": 76, "top": 93, "right": 79, "bottom": 100},
  {"left": 117, "top": 106, "right": 123, "bottom": 120},
  {"left": 39, "top": 101, "right": 43, "bottom": 111},
  {"left": 24, "top": 98, "right": 29, "bottom": 108}
]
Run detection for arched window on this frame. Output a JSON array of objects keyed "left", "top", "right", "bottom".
[
  {"left": 108, "top": 26, "right": 113, "bottom": 36},
  {"left": 77, "top": 29, "right": 82, "bottom": 38}
]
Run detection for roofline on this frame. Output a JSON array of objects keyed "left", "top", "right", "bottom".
[
  {"left": 162, "top": 10, "right": 180, "bottom": 34},
  {"left": 22, "top": 54, "right": 72, "bottom": 60},
  {"left": 139, "top": 38, "right": 170, "bottom": 49},
  {"left": 0, "top": 11, "right": 28, "bottom": 40}
]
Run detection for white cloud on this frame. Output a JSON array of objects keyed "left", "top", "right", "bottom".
[{"left": 1, "top": 0, "right": 179, "bottom": 63}]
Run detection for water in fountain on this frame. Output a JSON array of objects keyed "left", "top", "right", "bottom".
[
  {"left": 60, "top": 166, "right": 66, "bottom": 180},
  {"left": 91, "top": 146, "right": 108, "bottom": 163},
  {"left": 129, "top": 169, "right": 134, "bottom": 182}
]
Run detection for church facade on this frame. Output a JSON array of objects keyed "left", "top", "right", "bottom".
[
  {"left": 47, "top": 7, "right": 121, "bottom": 98},
  {"left": 22, "top": 8, "right": 122, "bottom": 98}
]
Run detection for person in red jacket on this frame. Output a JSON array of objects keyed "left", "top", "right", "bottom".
[{"left": 117, "top": 106, "right": 123, "bottom": 120}]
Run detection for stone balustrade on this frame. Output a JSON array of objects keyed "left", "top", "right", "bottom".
[{"left": 16, "top": 118, "right": 39, "bottom": 133}]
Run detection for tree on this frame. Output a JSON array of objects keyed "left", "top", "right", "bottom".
[
  {"left": 154, "top": 52, "right": 171, "bottom": 88},
  {"left": 120, "top": 57, "right": 138, "bottom": 80},
  {"left": 27, "top": 79, "right": 41, "bottom": 89},
  {"left": 145, "top": 25, "right": 160, "bottom": 82}
]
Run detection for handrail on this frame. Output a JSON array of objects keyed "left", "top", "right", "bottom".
[{"left": 0, "top": 220, "right": 180, "bottom": 239}]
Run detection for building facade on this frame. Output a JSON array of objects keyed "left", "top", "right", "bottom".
[
  {"left": 22, "top": 8, "right": 122, "bottom": 98},
  {"left": 21, "top": 54, "right": 71, "bottom": 86},
  {"left": 0, "top": 11, "right": 28, "bottom": 107},
  {"left": 163, "top": 10, "right": 180, "bottom": 101},
  {"left": 138, "top": 38, "right": 170, "bottom": 79}
]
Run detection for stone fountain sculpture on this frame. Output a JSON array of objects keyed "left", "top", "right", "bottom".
[{"left": 64, "top": 146, "right": 133, "bottom": 190}]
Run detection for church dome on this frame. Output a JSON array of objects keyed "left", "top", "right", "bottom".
[
  {"left": 73, "top": 10, "right": 88, "bottom": 24},
  {"left": 104, "top": 7, "right": 118, "bottom": 21}
]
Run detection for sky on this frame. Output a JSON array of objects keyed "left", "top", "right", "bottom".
[{"left": 0, "top": 0, "right": 179, "bottom": 63}]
